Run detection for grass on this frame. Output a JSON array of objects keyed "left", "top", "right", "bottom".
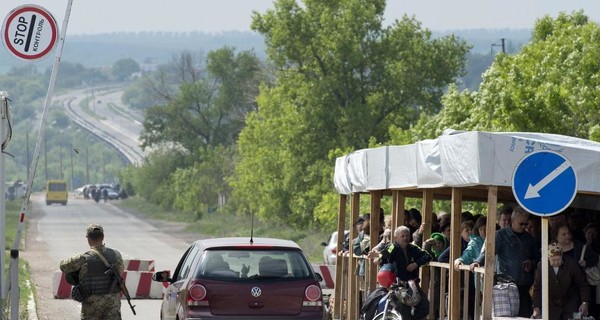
[
  {"left": 115, "top": 197, "right": 332, "bottom": 264},
  {"left": 3, "top": 200, "right": 32, "bottom": 319}
]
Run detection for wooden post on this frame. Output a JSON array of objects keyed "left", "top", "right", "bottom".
[
  {"left": 368, "top": 191, "right": 382, "bottom": 296},
  {"left": 333, "top": 194, "right": 347, "bottom": 319},
  {"left": 448, "top": 187, "right": 462, "bottom": 319},
  {"left": 393, "top": 191, "right": 406, "bottom": 231},
  {"left": 420, "top": 189, "right": 434, "bottom": 296},
  {"left": 482, "top": 186, "right": 498, "bottom": 319},
  {"left": 348, "top": 193, "right": 361, "bottom": 320}
]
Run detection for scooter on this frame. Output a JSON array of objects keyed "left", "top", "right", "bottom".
[{"left": 361, "top": 279, "right": 421, "bottom": 320}]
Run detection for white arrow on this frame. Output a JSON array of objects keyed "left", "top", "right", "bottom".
[{"left": 524, "top": 161, "right": 570, "bottom": 199}]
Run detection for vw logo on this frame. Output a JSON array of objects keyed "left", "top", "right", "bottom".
[{"left": 250, "top": 287, "right": 262, "bottom": 297}]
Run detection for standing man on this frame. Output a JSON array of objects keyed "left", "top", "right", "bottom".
[
  {"left": 60, "top": 224, "right": 124, "bottom": 320},
  {"left": 472, "top": 206, "right": 539, "bottom": 317}
]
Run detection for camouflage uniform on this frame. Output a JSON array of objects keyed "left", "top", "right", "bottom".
[{"left": 60, "top": 225, "right": 124, "bottom": 320}]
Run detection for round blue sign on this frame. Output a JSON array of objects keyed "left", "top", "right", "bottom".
[{"left": 512, "top": 151, "right": 577, "bottom": 216}]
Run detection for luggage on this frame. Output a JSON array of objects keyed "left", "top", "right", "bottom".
[{"left": 492, "top": 281, "right": 519, "bottom": 317}]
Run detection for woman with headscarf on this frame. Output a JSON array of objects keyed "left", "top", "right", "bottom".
[{"left": 531, "top": 242, "right": 591, "bottom": 319}]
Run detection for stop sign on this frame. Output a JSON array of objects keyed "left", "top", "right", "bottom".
[{"left": 1, "top": 4, "right": 59, "bottom": 61}]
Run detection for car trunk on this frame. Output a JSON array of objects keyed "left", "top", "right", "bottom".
[{"left": 205, "top": 279, "right": 311, "bottom": 316}]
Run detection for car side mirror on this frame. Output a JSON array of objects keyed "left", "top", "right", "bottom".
[
  {"left": 314, "top": 272, "right": 323, "bottom": 282},
  {"left": 320, "top": 242, "right": 327, "bottom": 247},
  {"left": 152, "top": 270, "right": 172, "bottom": 283}
]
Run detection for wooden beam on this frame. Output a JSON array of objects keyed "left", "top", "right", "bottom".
[
  {"left": 348, "top": 194, "right": 360, "bottom": 320},
  {"left": 368, "top": 191, "right": 382, "bottom": 296},
  {"left": 482, "top": 186, "right": 498, "bottom": 319},
  {"left": 448, "top": 187, "right": 462, "bottom": 320},
  {"left": 420, "top": 189, "right": 434, "bottom": 296},
  {"left": 333, "top": 194, "right": 347, "bottom": 320}
]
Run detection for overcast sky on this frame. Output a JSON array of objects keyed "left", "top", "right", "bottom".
[{"left": 2, "top": 0, "right": 600, "bottom": 35}]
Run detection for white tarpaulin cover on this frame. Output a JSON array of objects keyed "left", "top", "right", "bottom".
[{"left": 333, "top": 130, "right": 600, "bottom": 195}]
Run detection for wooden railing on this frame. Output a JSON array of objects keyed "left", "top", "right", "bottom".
[{"left": 334, "top": 255, "right": 488, "bottom": 320}]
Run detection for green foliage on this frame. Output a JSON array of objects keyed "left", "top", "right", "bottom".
[
  {"left": 120, "top": 147, "right": 190, "bottom": 209},
  {"left": 121, "top": 79, "right": 158, "bottom": 110},
  {"left": 170, "top": 146, "right": 234, "bottom": 218},
  {"left": 140, "top": 48, "right": 264, "bottom": 153},
  {"left": 400, "top": 11, "right": 600, "bottom": 142},
  {"left": 50, "top": 111, "right": 71, "bottom": 128},
  {"left": 112, "top": 58, "right": 141, "bottom": 81},
  {"left": 232, "top": 0, "right": 468, "bottom": 227}
]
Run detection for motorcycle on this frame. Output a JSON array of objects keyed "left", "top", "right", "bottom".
[{"left": 361, "top": 279, "right": 421, "bottom": 320}]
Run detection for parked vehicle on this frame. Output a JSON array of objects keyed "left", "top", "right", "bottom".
[
  {"left": 321, "top": 230, "right": 348, "bottom": 265},
  {"left": 152, "top": 237, "right": 325, "bottom": 319},
  {"left": 100, "top": 187, "right": 120, "bottom": 200},
  {"left": 45, "top": 180, "right": 68, "bottom": 205}
]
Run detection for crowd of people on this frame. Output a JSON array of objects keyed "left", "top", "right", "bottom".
[{"left": 342, "top": 205, "right": 600, "bottom": 320}]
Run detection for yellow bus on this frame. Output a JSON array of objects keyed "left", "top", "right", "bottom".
[{"left": 45, "top": 180, "right": 68, "bottom": 205}]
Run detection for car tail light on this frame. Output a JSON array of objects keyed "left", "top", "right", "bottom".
[
  {"left": 303, "top": 284, "right": 322, "bottom": 307},
  {"left": 187, "top": 281, "right": 209, "bottom": 307},
  {"left": 331, "top": 247, "right": 337, "bottom": 254}
]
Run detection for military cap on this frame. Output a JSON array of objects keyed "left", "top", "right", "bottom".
[{"left": 86, "top": 224, "right": 104, "bottom": 236}]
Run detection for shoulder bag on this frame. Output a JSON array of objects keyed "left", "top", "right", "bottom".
[{"left": 581, "top": 244, "right": 600, "bottom": 286}]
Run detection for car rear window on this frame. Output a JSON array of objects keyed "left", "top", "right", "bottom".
[{"left": 197, "top": 249, "right": 313, "bottom": 280}]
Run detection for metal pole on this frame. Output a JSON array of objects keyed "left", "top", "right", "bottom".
[
  {"left": 0, "top": 93, "right": 7, "bottom": 302},
  {"left": 542, "top": 218, "right": 549, "bottom": 320},
  {"left": 70, "top": 144, "right": 74, "bottom": 190},
  {"left": 8, "top": 251, "right": 18, "bottom": 320}
]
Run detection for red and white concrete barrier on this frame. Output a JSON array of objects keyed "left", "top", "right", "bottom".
[
  {"left": 123, "top": 259, "right": 155, "bottom": 272},
  {"left": 312, "top": 264, "right": 335, "bottom": 289},
  {"left": 53, "top": 270, "right": 167, "bottom": 299}
]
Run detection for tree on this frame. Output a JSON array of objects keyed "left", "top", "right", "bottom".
[
  {"left": 397, "top": 11, "right": 600, "bottom": 143},
  {"left": 140, "top": 48, "right": 264, "bottom": 153},
  {"left": 112, "top": 58, "right": 140, "bottom": 81},
  {"left": 231, "top": 0, "right": 469, "bottom": 226}
]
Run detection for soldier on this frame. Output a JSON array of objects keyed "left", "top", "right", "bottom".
[{"left": 60, "top": 224, "right": 124, "bottom": 320}]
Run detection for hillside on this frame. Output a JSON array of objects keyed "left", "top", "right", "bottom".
[{"left": 0, "top": 29, "right": 531, "bottom": 72}]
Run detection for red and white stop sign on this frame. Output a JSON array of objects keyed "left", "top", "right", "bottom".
[{"left": 1, "top": 4, "right": 59, "bottom": 61}]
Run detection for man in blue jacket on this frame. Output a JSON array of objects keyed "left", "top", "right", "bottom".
[{"left": 472, "top": 206, "right": 539, "bottom": 317}]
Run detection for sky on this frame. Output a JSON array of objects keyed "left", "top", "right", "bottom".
[{"left": 2, "top": 0, "right": 600, "bottom": 35}]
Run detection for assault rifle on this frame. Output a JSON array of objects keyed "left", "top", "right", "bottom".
[{"left": 105, "top": 264, "right": 136, "bottom": 315}]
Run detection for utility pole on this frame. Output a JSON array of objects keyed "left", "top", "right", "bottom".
[
  {"left": 26, "top": 132, "right": 30, "bottom": 178},
  {"left": 59, "top": 143, "right": 63, "bottom": 179},
  {"left": 491, "top": 38, "right": 506, "bottom": 55},
  {"left": 44, "top": 136, "right": 48, "bottom": 181},
  {"left": 85, "top": 146, "right": 89, "bottom": 184},
  {"left": 70, "top": 144, "right": 74, "bottom": 191}
]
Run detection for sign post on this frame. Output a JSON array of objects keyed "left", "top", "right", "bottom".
[
  {"left": 1, "top": 2, "right": 72, "bottom": 318},
  {"left": 512, "top": 150, "right": 578, "bottom": 320},
  {"left": 1, "top": 5, "right": 59, "bottom": 62}
]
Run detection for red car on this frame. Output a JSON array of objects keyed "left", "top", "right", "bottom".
[{"left": 153, "top": 237, "right": 325, "bottom": 319}]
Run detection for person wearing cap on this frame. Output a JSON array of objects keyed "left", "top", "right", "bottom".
[
  {"left": 60, "top": 224, "right": 124, "bottom": 320},
  {"left": 531, "top": 242, "right": 591, "bottom": 320}
]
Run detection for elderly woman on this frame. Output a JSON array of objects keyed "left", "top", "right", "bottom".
[
  {"left": 553, "top": 221, "right": 598, "bottom": 269},
  {"left": 531, "top": 243, "right": 591, "bottom": 319}
]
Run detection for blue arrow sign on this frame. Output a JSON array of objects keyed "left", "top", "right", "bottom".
[{"left": 512, "top": 151, "right": 577, "bottom": 216}]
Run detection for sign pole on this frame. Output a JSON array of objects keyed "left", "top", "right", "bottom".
[
  {"left": 0, "top": 93, "right": 7, "bottom": 302},
  {"left": 512, "top": 150, "right": 577, "bottom": 320},
  {"left": 2, "top": 0, "right": 73, "bottom": 319},
  {"left": 541, "top": 218, "right": 549, "bottom": 320},
  {"left": 10, "top": 0, "right": 72, "bottom": 255}
]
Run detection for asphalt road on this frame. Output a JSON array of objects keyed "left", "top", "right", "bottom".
[{"left": 22, "top": 193, "right": 193, "bottom": 320}]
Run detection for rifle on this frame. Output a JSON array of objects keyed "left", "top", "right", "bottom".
[{"left": 105, "top": 264, "right": 136, "bottom": 315}]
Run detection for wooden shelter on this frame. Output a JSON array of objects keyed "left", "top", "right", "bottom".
[{"left": 331, "top": 130, "right": 600, "bottom": 320}]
